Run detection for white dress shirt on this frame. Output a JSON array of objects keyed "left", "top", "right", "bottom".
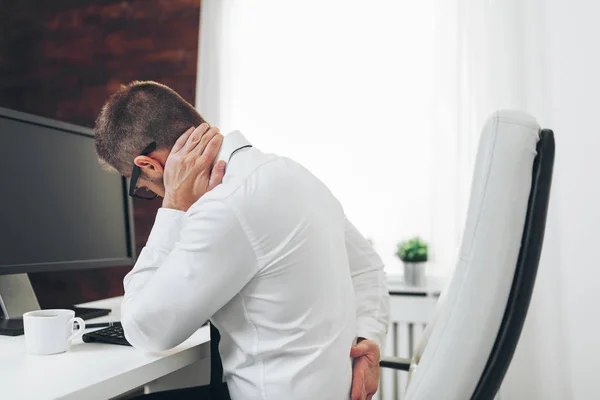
[{"left": 121, "top": 131, "right": 390, "bottom": 400}]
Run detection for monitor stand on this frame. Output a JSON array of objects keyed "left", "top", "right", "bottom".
[{"left": 0, "top": 274, "right": 111, "bottom": 336}]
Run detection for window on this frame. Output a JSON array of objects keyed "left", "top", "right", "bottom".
[{"left": 197, "top": 0, "right": 461, "bottom": 274}]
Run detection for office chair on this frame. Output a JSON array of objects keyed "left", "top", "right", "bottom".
[{"left": 380, "top": 110, "right": 555, "bottom": 399}]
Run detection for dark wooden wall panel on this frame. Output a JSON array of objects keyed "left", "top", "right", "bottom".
[{"left": 0, "top": 0, "right": 201, "bottom": 308}]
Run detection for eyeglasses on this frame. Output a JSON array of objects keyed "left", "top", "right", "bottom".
[{"left": 129, "top": 142, "right": 159, "bottom": 200}]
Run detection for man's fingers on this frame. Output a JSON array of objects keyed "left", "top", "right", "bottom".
[
  {"left": 350, "top": 347, "right": 363, "bottom": 358},
  {"left": 171, "top": 126, "right": 195, "bottom": 153},
  {"left": 351, "top": 374, "right": 365, "bottom": 400},
  {"left": 350, "top": 343, "right": 368, "bottom": 358},
  {"left": 351, "top": 387, "right": 367, "bottom": 400},
  {"left": 182, "top": 123, "right": 211, "bottom": 152},
  {"left": 191, "top": 127, "right": 220, "bottom": 156},
  {"left": 208, "top": 161, "right": 226, "bottom": 191},
  {"left": 200, "top": 133, "right": 224, "bottom": 164}
]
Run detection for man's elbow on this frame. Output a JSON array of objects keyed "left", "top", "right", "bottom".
[{"left": 121, "top": 306, "right": 180, "bottom": 352}]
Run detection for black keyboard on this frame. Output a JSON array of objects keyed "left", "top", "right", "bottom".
[{"left": 82, "top": 323, "right": 131, "bottom": 346}]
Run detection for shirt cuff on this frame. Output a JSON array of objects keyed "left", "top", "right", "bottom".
[
  {"left": 146, "top": 208, "right": 186, "bottom": 249},
  {"left": 357, "top": 323, "right": 386, "bottom": 351}
]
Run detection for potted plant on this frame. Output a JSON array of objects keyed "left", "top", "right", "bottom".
[{"left": 396, "top": 237, "right": 428, "bottom": 286}]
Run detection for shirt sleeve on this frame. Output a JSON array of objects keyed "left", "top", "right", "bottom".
[
  {"left": 121, "top": 199, "right": 259, "bottom": 352},
  {"left": 345, "top": 217, "right": 390, "bottom": 350}
]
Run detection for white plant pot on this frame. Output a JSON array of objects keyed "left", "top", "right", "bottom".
[{"left": 403, "top": 261, "right": 426, "bottom": 286}]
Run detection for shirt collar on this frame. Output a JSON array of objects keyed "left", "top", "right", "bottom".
[{"left": 216, "top": 130, "right": 252, "bottom": 163}]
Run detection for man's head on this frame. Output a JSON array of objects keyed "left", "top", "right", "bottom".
[{"left": 94, "top": 81, "right": 205, "bottom": 196}]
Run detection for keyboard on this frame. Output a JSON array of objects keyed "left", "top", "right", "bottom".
[
  {"left": 82, "top": 323, "right": 131, "bottom": 346},
  {"left": 82, "top": 321, "right": 209, "bottom": 347}
]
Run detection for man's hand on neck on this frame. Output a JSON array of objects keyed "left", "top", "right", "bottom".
[{"left": 162, "top": 124, "right": 226, "bottom": 212}]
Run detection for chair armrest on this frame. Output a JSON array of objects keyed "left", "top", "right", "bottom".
[{"left": 379, "top": 356, "right": 411, "bottom": 371}]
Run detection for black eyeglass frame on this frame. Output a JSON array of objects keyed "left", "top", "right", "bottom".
[{"left": 129, "top": 142, "right": 158, "bottom": 200}]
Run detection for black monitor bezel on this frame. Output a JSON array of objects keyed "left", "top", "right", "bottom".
[{"left": 0, "top": 107, "right": 136, "bottom": 275}]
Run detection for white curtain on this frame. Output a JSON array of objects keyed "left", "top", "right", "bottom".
[
  {"left": 196, "top": 0, "right": 465, "bottom": 276},
  {"left": 430, "top": 0, "right": 536, "bottom": 270}
]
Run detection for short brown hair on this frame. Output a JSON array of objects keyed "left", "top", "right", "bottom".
[{"left": 94, "top": 81, "right": 205, "bottom": 175}]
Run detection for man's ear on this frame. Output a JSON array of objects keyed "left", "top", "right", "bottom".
[{"left": 133, "top": 155, "right": 164, "bottom": 178}]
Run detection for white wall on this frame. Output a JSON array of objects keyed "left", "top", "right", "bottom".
[
  {"left": 501, "top": 0, "right": 600, "bottom": 398},
  {"left": 544, "top": 1, "right": 600, "bottom": 396}
]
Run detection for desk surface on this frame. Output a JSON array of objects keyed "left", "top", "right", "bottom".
[
  {"left": 386, "top": 273, "right": 447, "bottom": 295},
  {"left": 1, "top": 296, "right": 210, "bottom": 400}
]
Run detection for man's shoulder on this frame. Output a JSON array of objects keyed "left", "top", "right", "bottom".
[
  {"left": 188, "top": 150, "right": 282, "bottom": 206},
  {"left": 190, "top": 149, "right": 327, "bottom": 216}
]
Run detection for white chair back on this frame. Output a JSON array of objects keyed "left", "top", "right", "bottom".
[{"left": 404, "top": 110, "right": 552, "bottom": 400}]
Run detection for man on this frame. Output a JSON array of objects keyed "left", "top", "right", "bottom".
[{"left": 94, "top": 81, "right": 389, "bottom": 400}]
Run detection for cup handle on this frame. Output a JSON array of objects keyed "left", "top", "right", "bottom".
[{"left": 68, "top": 317, "right": 86, "bottom": 342}]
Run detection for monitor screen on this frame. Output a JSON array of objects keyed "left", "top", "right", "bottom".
[{"left": 0, "top": 108, "right": 135, "bottom": 274}]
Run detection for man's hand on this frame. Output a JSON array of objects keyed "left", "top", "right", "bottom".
[
  {"left": 162, "top": 124, "right": 226, "bottom": 211},
  {"left": 350, "top": 339, "right": 381, "bottom": 400}
]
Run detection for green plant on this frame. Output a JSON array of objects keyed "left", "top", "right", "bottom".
[{"left": 396, "top": 237, "right": 428, "bottom": 262}]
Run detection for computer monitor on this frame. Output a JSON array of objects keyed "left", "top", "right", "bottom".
[
  {"left": 0, "top": 107, "right": 136, "bottom": 275},
  {"left": 0, "top": 107, "right": 136, "bottom": 335}
]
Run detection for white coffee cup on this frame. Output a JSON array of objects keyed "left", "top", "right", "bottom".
[{"left": 23, "top": 309, "right": 86, "bottom": 355}]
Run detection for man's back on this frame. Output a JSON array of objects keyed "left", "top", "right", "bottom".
[
  {"left": 202, "top": 142, "right": 356, "bottom": 399},
  {"left": 98, "top": 81, "right": 389, "bottom": 400}
]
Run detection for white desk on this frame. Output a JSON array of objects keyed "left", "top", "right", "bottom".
[
  {"left": 386, "top": 273, "right": 447, "bottom": 295},
  {"left": 1, "top": 297, "right": 211, "bottom": 400}
]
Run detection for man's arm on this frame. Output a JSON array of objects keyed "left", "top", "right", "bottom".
[
  {"left": 120, "top": 209, "right": 185, "bottom": 302},
  {"left": 123, "top": 124, "right": 227, "bottom": 297},
  {"left": 122, "top": 198, "right": 259, "bottom": 352},
  {"left": 346, "top": 217, "right": 390, "bottom": 400},
  {"left": 121, "top": 124, "right": 253, "bottom": 352},
  {"left": 345, "top": 217, "right": 390, "bottom": 349}
]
